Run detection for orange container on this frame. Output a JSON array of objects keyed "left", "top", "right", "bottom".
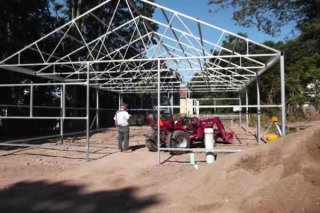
[{"left": 266, "top": 133, "right": 279, "bottom": 142}]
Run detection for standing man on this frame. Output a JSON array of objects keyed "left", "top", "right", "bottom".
[{"left": 114, "top": 103, "right": 131, "bottom": 152}]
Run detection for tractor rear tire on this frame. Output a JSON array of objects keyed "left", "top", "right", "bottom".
[{"left": 166, "top": 130, "right": 190, "bottom": 155}]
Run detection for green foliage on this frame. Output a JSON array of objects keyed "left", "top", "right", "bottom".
[
  {"left": 63, "top": 0, "right": 157, "bottom": 110},
  {"left": 286, "top": 54, "right": 320, "bottom": 107},
  {"left": 209, "top": 0, "right": 320, "bottom": 120},
  {"left": 208, "top": 0, "right": 320, "bottom": 36},
  {"left": 0, "top": 0, "right": 157, "bottom": 138},
  {"left": 64, "top": 0, "right": 157, "bottom": 59},
  {"left": 0, "top": 0, "right": 64, "bottom": 58},
  {"left": 0, "top": 0, "right": 63, "bottom": 104}
]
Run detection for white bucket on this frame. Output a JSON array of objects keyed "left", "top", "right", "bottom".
[{"left": 204, "top": 128, "right": 215, "bottom": 164}]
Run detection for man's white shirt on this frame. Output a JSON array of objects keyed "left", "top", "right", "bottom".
[{"left": 114, "top": 110, "right": 131, "bottom": 126}]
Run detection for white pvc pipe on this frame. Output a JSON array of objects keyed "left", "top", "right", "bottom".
[{"left": 204, "top": 128, "right": 215, "bottom": 163}]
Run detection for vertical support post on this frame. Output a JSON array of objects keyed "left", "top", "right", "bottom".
[
  {"left": 280, "top": 53, "right": 286, "bottom": 136},
  {"left": 60, "top": 84, "right": 65, "bottom": 144},
  {"left": 30, "top": 85, "right": 33, "bottom": 117},
  {"left": 185, "top": 89, "right": 188, "bottom": 115},
  {"left": 151, "top": 93, "right": 154, "bottom": 121},
  {"left": 86, "top": 63, "right": 90, "bottom": 161},
  {"left": 157, "top": 59, "right": 161, "bottom": 164},
  {"left": 118, "top": 94, "right": 122, "bottom": 110},
  {"left": 167, "top": 91, "right": 170, "bottom": 113},
  {"left": 196, "top": 100, "right": 199, "bottom": 116},
  {"left": 245, "top": 86, "right": 249, "bottom": 133},
  {"left": 256, "top": 76, "right": 261, "bottom": 144},
  {"left": 170, "top": 92, "right": 174, "bottom": 114},
  {"left": 239, "top": 93, "right": 242, "bottom": 128},
  {"left": 62, "top": 85, "right": 66, "bottom": 119},
  {"left": 96, "top": 89, "right": 99, "bottom": 129}
]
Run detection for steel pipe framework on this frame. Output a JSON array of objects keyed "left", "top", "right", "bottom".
[{"left": 0, "top": 0, "right": 285, "bottom": 162}]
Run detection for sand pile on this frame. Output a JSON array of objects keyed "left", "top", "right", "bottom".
[{"left": 160, "top": 124, "right": 320, "bottom": 212}]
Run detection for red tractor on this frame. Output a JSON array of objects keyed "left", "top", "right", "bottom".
[{"left": 145, "top": 114, "right": 233, "bottom": 152}]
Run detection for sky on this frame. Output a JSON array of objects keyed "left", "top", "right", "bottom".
[{"left": 153, "top": 0, "right": 296, "bottom": 43}]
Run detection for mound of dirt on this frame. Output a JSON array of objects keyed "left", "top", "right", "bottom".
[
  {"left": 185, "top": 124, "right": 320, "bottom": 212},
  {"left": 0, "top": 124, "right": 319, "bottom": 212}
]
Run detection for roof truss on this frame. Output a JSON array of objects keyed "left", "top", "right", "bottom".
[{"left": 0, "top": 0, "right": 281, "bottom": 94}]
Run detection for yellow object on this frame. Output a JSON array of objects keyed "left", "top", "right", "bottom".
[
  {"left": 266, "top": 133, "right": 279, "bottom": 142},
  {"left": 271, "top": 116, "right": 278, "bottom": 123}
]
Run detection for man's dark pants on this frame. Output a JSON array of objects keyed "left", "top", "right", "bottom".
[{"left": 118, "top": 125, "right": 129, "bottom": 151}]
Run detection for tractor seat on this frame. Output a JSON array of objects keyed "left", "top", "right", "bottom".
[{"left": 191, "top": 117, "right": 199, "bottom": 128}]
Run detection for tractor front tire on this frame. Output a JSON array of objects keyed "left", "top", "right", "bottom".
[
  {"left": 145, "top": 130, "right": 158, "bottom": 152},
  {"left": 166, "top": 130, "right": 190, "bottom": 155},
  {"left": 146, "top": 139, "right": 158, "bottom": 152}
]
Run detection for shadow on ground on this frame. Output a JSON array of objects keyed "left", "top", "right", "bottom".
[
  {"left": 0, "top": 181, "right": 160, "bottom": 213},
  {"left": 131, "top": 144, "right": 145, "bottom": 151}
]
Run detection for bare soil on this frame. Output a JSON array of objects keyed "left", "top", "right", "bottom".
[{"left": 0, "top": 123, "right": 320, "bottom": 213}]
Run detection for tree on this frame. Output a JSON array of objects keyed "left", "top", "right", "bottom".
[
  {"left": 61, "top": 0, "right": 157, "bottom": 117},
  {"left": 0, "top": 0, "right": 64, "bottom": 137},
  {"left": 0, "top": 0, "right": 64, "bottom": 105},
  {"left": 286, "top": 55, "right": 320, "bottom": 106},
  {"left": 63, "top": 0, "right": 156, "bottom": 58},
  {"left": 208, "top": 0, "right": 320, "bottom": 36},
  {"left": 209, "top": 0, "right": 320, "bottom": 120},
  {"left": 0, "top": 0, "right": 158, "bottom": 137}
]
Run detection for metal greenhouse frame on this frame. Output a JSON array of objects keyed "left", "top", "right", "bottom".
[{"left": 0, "top": 0, "right": 285, "bottom": 162}]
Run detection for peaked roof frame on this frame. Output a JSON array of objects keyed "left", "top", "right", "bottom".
[
  {"left": 0, "top": 0, "right": 287, "bottom": 161},
  {"left": 0, "top": 0, "right": 281, "bottom": 94}
]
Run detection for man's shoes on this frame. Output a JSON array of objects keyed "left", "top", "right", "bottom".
[{"left": 123, "top": 149, "right": 132, "bottom": 153}]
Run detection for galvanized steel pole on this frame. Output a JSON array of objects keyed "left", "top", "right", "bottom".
[
  {"left": 86, "top": 63, "right": 90, "bottom": 161},
  {"left": 60, "top": 84, "right": 65, "bottom": 144},
  {"left": 245, "top": 86, "right": 249, "bottom": 133},
  {"left": 280, "top": 53, "right": 286, "bottom": 136},
  {"left": 30, "top": 84, "right": 33, "bottom": 117},
  {"left": 239, "top": 93, "right": 242, "bottom": 127},
  {"left": 157, "top": 59, "right": 161, "bottom": 164},
  {"left": 96, "top": 89, "right": 99, "bottom": 129},
  {"left": 256, "top": 77, "right": 261, "bottom": 144}
]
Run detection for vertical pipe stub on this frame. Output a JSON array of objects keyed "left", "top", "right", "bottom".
[
  {"left": 204, "top": 128, "right": 215, "bottom": 164},
  {"left": 189, "top": 153, "right": 196, "bottom": 165}
]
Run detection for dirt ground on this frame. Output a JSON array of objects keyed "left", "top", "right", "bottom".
[{"left": 0, "top": 123, "right": 320, "bottom": 213}]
